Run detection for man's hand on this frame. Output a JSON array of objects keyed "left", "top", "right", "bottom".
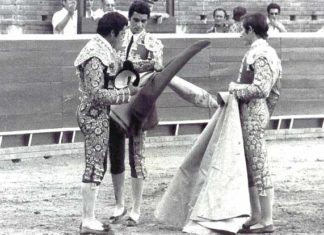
[
  {"left": 269, "top": 19, "right": 286, "bottom": 32},
  {"left": 269, "top": 19, "right": 279, "bottom": 28},
  {"left": 67, "top": 2, "right": 76, "bottom": 16},
  {"left": 228, "top": 82, "right": 238, "bottom": 94}
]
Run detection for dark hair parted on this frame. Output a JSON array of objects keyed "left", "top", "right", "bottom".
[
  {"left": 242, "top": 13, "right": 268, "bottom": 39},
  {"left": 128, "top": 0, "right": 150, "bottom": 19},
  {"left": 233, "top": 6, "right": 247, "bottom": 21},
  {"left": 267, "top": 3, "right": 281, "bottom": 14},
  {"left": 213, "top": 8, "right": 228, "bottom": 20},
  {"left": 97, "top": 12, "right": 128, "bottom": 37}
]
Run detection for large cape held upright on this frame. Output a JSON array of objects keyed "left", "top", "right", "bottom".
[
  {"left": 110, "top": 40, "right": 211, "bottom": 134},
  {"left": 155, "top": 93, "right": 251, "bottom": 234}
]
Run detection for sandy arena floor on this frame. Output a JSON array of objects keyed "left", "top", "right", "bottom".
[{"left": 0, "top": 137, "right": 324, "bottom": 235}]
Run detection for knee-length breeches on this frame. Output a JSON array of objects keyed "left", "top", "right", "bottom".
[
  {"left": 240, "top": 99, "right": 273, "bottom": 196},
  {"left": 77, "top": 105, "right": 110, "bottom": 185},
  {"left": 109, "top": 119, "right": 147, "bottom": 179}
]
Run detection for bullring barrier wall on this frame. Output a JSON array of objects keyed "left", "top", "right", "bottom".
[{"left": 0, "top": 33, "right": 324, "bottom": 149}]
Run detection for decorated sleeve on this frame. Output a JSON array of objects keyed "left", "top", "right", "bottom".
[
  {"left": 84, "top": 57, "right": 131, "bottom": 105},
  {"left": 233, "top": 57, "right": 273, "bottom": 101}
]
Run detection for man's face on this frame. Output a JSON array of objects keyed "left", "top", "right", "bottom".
[
  {"left": 240, "top": 26, "right": 254, "bottom": 46},
  {"left": 103, "top": 0, "right": 115, "bottom": 13},
  {"left": 268, "top": 8, "right": 279, "bottom": 21},
  {"left": 63, "top": 0, "right": 77, "bottom": 10},
  {"left": 129, "top": 12, "right": 148, "bottom": 34},
  {"left": 86, "top": 0, "right": 94, "bottom": 9},
  {"left": 214, "top": 10, "right": 226, "bottom": 26},
  {"left": 114, "top": 26, "right": 127, "bottom": 50}
]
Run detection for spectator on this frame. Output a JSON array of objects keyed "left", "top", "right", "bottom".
[
  {"left": 267, "top": 3, "right": 287, "bottom": 34},
  {"left": 92, "top": 0, "right": 128, "bottom": 20},
  {"left": 101, "top": 0, "right": 116, "bottom": 13},
  {"left": 143, "top": 0, "right": 169, "bottom": 24},
  {"left": 142, "top": 0, "right": 157, "bottom": 11},
  {"left": 52, "top": 0, "right": 77, "bottom": 35},
  {"left": 85, "top": 0, "right": 95, "bottom": 18},
  {"left": 207, "top": 8, "right": 230, "bottom": 33},
  {"left": 229, "top": 6, "right": 247, "bottom": 33}
]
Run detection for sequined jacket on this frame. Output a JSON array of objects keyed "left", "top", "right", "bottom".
[
  {"left": 118, "top": 28, "right": 164, "bottom": 73},
  {"left": 232, "top": 39, "right": 282, "bottom": 116},
  {"left": 74, "top": 34, "right": 132, "bottom": 117}
]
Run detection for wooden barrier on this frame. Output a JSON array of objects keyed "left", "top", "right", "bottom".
[{"left": 0, "top": 33, "right": 324, "bottom": 147}]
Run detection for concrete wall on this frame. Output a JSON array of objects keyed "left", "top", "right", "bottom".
[
  {"left": 1, "top": 0, "right": 324, "bottom": 34},
  {"left": 0, "top": 33, "right": 323, "bottom": 133}
]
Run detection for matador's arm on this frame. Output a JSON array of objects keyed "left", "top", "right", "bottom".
[{"left": 84, "top": 57, "right": 132, "bottom": 105}]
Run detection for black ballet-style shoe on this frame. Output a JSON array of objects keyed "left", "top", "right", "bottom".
[
  {"left": 249, "top": 224, "right": 275, "bottom": 233},
  {"left": 124, "top": 216, "right": 139, "bottom": 227}
]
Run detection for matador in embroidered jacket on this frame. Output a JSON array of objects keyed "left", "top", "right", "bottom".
[
  {"left": 232, "top": 38, "right": 282, "bottom": 196},
  {"left": 74, "top": 34, "right": 133, "bottom": 184}
]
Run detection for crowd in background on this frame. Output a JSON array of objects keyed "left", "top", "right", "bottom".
[
  {"left": 206, "top": 3, "right": 287, "bottom": 35},
  {"left": 51, "top": 0, "right": 291, "bottom": 35},
  {"left": 52, "top": 0, "right": 169, "bottom": 35},
  {"left": 4, "top": 0, "right": 324, "bottom": 34}
]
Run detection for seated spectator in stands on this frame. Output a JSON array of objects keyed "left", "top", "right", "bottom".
[
  {"left": 92, "top": 0, "right": 127, "bottom": 20},
  {"left": 85, "top": 0, "right": 95, "bottom": 18},
  {"left": 52, "top": 0, "right": 77, "bottom": 35},
  {"left": 144, "top": 0, "right": 169, "bottom": 24},
  {"left": 207, "top": 8, "right": 230, "bottom": 33},
  {"left": 228, "top": 6, "right": 247, "bottom": 33},
  {"left": 267, "top": 3, "right": 287, "bottom": 34}
]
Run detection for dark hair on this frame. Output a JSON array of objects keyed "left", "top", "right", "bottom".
[
  {"left": 242, "top": 13, "right": 268, "bottom": 39},
  {"left": 128, "top": 0, "right": 151, "bottom": 19},
  {"left": 213, "top": 8, "right": 228, "bottom": 20},
  {"left": 267, "top": 3, "right": 281, "bottom": 14},
  {"left": 233, "top": 6, "right": 247, "bottom": 21},
  {"left": 97, "top": 12, "right": 128, "bottom": 37}
]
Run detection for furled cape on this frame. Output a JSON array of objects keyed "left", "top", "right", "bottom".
[
  {"left": 110, "top": 40, "right": 211, "bottom": 135},
  {"left": 155, "top": 94, "right": 251, "bottom": 234}
]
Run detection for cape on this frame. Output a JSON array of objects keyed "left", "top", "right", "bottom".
[{"left": 155, "top": 93, "right": 251, "bottom": 234}]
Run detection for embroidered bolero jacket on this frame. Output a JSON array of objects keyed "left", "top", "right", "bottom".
[
  {"left": 232, "top": 39, "right": 282, "bottom": 115},
  {"left": 74, "top": 34, "right": 132, "bottom": 112}
]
